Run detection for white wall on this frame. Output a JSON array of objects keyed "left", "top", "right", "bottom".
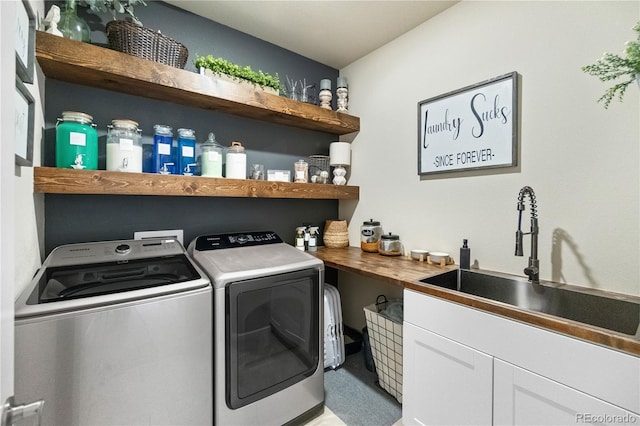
[
  {"left": 14, "top": 0, "right": 44, "bottom": 297},
  {"left": 340, "top": 1, "right": 639, "bottom": 299}
]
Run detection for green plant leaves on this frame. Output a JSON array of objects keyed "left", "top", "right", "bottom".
[
  {"left": 582, "top": 21, "right": 640, "bottom": 108},
  {"left": 194, "top": 54, "right": 284, "bottom": 93}
]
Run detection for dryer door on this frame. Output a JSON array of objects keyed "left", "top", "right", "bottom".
[{"left": 226, "top": 268, "right": 320, "bottom": 409}]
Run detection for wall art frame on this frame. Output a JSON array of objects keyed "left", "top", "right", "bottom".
[
  {"left": 16, "top": 77, "right": 35, "bottom": 167},
  {"left": 16, "top": 0, "right": 36, "bottom": 84},
  {"left": 418, "top": 72, "right": 518, "bottom": 176}
]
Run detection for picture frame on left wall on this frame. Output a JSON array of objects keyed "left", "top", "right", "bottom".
[
  {"left": 16, "top": 77, "right": 34, "bottom": 167},
  {"left": 16, "top": 0, "right": 35, "bottom": 84}
]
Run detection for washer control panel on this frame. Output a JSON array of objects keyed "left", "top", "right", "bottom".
[{"left": 194, "top": 231, "right": 282, "bottom": 251}]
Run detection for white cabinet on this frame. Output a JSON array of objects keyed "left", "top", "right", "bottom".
[
  {"left": 403, "top": 289, "right": 640, "bottom": 426},
  {"left": 403, "top": 322, "right": 493, "bottom": 426},
  {"left": 494, "top": 359, "right": 639, "bottom": 426}
]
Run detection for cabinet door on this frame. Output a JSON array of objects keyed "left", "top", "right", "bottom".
[
  {"left": 403, "top": 322, "right": 493, "bottom": 426},
  {"left": 494, "top": 359, "right": 639, "bottom": 425}
]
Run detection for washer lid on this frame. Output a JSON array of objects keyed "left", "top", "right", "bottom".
[
  {"left": 29, "top": 254, "right": 201, "bottom": 304},
  {"left": 15, "top": 238, "right": 210, "bottom": 319}
]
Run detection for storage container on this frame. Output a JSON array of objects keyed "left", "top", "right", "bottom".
[
  {"left": 152, "top": 124, "right": 174, "bottom": 174},
  {"left": 106, "top": 119, "right": 142, "bottom": 172},
  {"left": 55, "top": 111, "right": 98, "bottom": 170},
  {"left": 226, "top": 141, "right": 247, "bottom": 179},
  {"left": 200, "top": 133, "right": 224, "bottom": 178},
  {"left": 363, "top": 299, "right": 403, "bottom": 403},
  {"left": 177, "top": 128, "right": 197, "bottom": 175}
]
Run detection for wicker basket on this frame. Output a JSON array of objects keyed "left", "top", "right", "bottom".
[
  {"left": 323, "top": 220, "right": 349, "bottom": 248},
  {"left": 106, "top": 20, "right": 189, "bottom": 69}
]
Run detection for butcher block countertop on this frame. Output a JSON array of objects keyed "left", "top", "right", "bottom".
[{"left": 311, "top": 246, "right": 640, "bottom": 357}]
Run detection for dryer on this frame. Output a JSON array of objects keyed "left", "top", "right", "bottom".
[{"left": 189, "top": 231, "right": 324, "bottom": 426}]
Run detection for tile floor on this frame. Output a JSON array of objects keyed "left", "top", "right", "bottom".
[{"left": 305, "top": 406, "right": 404, "bottom": 426}]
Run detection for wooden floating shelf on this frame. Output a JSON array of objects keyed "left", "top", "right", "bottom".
[
  {"left": 33, "top": 167, "right": 360, "bottom": 200},
  {"left": 35, "top": 31, "right": 360, "bottom": 135}
]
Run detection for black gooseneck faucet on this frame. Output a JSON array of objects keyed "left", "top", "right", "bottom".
[{"left": 515, "top": 186, "right": 539, "bottom": 284}]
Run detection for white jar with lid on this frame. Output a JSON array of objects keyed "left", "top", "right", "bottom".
[
  {"left": 226, "top": 141, "right": 247, "bottom": 179},
  {"left": 106, "top": 119, "right": 142, "bottom": 172}
]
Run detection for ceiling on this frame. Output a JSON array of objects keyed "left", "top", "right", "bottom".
[{"left": 164, "top": 1, "right": 459, "bottom": 69}]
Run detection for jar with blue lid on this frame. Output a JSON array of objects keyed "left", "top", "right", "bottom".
[
  {"left": 177, "top": 128, "right": 197, "bottom": 176},
  {"left": 55, "top": 111, "right": 98, "bottom": 170},
  {"left": 153, "top": 124, "right": 174, "bottom": 174}
]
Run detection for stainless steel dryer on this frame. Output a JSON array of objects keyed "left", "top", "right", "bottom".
[
  {"left": 188, "top": 231, "right": 324, "bottom": 426},
  {"left": 14, "top": 238, "right": 212, "bottom": 426}
]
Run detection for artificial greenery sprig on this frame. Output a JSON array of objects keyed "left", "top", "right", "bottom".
[
  {"left": 194, "top": 54, "right": 284, "bottom": 93},
  {"left": 77, "top": 0, "right": 147, "bottom": 25},
  {"left": 582, "top": 21, "right": 640, "bottom": 108}
]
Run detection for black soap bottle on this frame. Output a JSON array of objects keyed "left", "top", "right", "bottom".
[{"left": 460, "top": 239, "right": 471, "bottom": 269}]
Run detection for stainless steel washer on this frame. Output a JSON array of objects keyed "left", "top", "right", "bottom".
[
  {"left": 188, "top": 231, "right": 324, "bottom": 426},
  {"left": 14, "top": 238, "right": 212, "bottom": 426}
]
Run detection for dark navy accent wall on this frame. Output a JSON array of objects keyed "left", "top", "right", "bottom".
[{"left": 43, "top": 1, "right": 342, "bottom": 254}]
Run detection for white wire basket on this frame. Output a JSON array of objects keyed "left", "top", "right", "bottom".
[{"left": 363, "top": 301, "right": 403, "bottom": 403}]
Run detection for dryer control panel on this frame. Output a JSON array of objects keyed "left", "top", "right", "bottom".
[{"left": 194, "top": 231, "right": 283, "bottom": 251}]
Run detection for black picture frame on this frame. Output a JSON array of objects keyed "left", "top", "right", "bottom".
[
  {"left": 15, "top": 0, "right": 35, "bottom": 84},
  {"left": 15, "top": 77, "right": 35, "bottom": 167},
  {"left": 417, "top": 72, "right": 518, "bottom": 176}
]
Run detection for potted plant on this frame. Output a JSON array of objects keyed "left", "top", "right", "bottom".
[
  {"left": 195, "top": 54, "right": 284, "bottom": 94},
  {"left": 582, "top": 21, "right": 640, "bottom": 108},
  {"left": 78, "top": 0, "right": 146, "bottom": 25}
]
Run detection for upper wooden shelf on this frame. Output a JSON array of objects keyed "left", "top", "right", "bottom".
[
  {"left": 33, "top": 167, "right": 360, "bottom": 200},
  {"left": 35, "top": 31, "right": 360, "bottom": 135}
]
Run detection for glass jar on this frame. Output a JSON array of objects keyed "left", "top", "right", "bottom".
[
  {"left": 177, "top": 128, "right": 197, "bottom": 176},
  {"left": 58, "top": 0, "right": 90, "bottom": 42},
  {"left": 106, "top": 119, "right": 142, "bottom": 172},
  {"left": 153, "top": 124, "right": 174, "bottom": 174},
  {"left": 294, "top": 160, "right": 309, "bottom": 183},
  {"left": 360, "top": 219, "right": 382, "bottom": 253},
  {"left": 200, "top": 133, "right": 224, "bottom": 178},
  {"left": 55, "top": 111, "right": 98, "bottom": 170},
  {"left": 226, "top": 141, "right": 247, "bottom": 179},
  {"left": 378, "top": 233, "right": 403, "bottom": 256}
]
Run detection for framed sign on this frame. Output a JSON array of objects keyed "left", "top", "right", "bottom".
[
  {"left": 15, "top": 77, "right": 35, "bottom": 167},
  {"left": 418, "top": 72, "right": 518, "bottom": 176},
  {"left": 15, "top": 0, "right": 35, "bottom": 84}
]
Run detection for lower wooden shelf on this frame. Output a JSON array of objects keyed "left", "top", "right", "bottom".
[{"left": 33, "top": 167, "right": 359, "bottom": 200}]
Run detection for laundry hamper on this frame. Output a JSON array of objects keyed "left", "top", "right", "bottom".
[{"left": 363, "top": 297, "right": 403, "bottom": 403}]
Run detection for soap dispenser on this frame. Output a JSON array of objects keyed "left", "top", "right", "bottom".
[{"left": 460, "top": 239, "right": 471, "bottom": 269}]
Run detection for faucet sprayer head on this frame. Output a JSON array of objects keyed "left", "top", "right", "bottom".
[{"left": 515, "top": 230, "right": 524, "bottom": 256}]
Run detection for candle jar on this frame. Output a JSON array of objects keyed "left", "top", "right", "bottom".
[
  {"left": 55, "top": 111, "right": 98, "bottom": 170},
  {"left": 106, "top": 119, "right": 142, "bottom": 173},
  {"left": 294, "top": 160, "right": 309, "bottom": 183},
  {"left": 336, "top": 76, "right": 348, "bottom": 113},
  {"left": 319, "top": 78, "right": 332, "bottom": 110}
]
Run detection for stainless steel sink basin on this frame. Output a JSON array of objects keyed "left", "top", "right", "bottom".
[{"left": 420, "top": 269, "right": 640, "bottom": 336}]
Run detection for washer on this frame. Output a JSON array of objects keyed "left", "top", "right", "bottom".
[
  {"left": 188, "top": 231, "right": 324, "bottom": 426},
  {"left": 14, "top": 238, "right": 212, "bottom": 426}
]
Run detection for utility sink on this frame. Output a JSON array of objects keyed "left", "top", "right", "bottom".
[{"left": 420, "top": 269, "right": 640, "bottom": 337}]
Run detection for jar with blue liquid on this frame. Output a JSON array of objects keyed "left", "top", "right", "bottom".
[
  {"left": 153, "top": 124, "right": 174, "bottom": 174},
  {"left": 177, "top": 128, "right": 197, "bottom": 176}
]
